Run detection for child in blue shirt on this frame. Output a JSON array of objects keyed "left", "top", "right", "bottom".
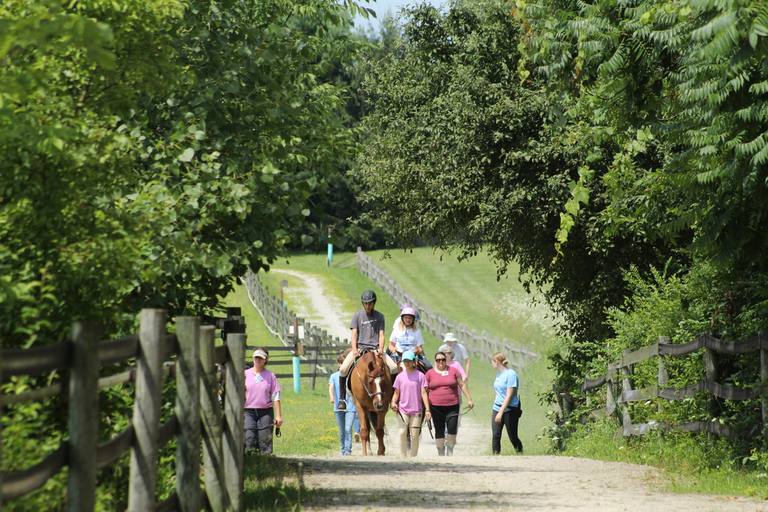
[{"left": 330, "top": 351, "right": 357, "bottom": 455}]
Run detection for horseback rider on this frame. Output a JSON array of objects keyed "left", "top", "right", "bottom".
[
  {"left": 388, "top": 305, "right": 430, "bottom": 371},
  {"left": 337, "top": 290, "right": 399, "bottom": 410}
]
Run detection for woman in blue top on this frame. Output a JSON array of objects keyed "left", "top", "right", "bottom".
[{"left": 491, "top": 352, "right": 523, "bottom": 454}]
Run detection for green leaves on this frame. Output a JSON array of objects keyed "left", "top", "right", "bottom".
[
  {"left": 177, "top": 147, "right": 195, "bottom": 162},
  {"left": 554, "top": 166, "right": 593, "bottom": 256}
]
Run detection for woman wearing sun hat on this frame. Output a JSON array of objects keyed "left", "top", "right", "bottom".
[
  {"left": 244, "top": 347, "right": 283, "bottom": 454},
  {"left": 442, "top": 332, "right": 471, "bottom": 380}
]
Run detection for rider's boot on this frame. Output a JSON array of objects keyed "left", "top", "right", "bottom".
[
  {"left": 446, "top": 434, "right": 457, "bottom": 456},
  {"left": 337, "top": 375, "right": 347, "bottom": 410},
  {"left": 436, "top": 438, "right": 446, "bottom": 456}
]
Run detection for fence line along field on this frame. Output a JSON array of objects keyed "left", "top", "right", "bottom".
[{"left": 0, "top": 310, "right": 247, "bottom": 511}]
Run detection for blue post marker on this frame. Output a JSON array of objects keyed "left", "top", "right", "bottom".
[
  {"left": 292, "top": 355, "right": 301, "bottom": 394},
  {"left": 327, "top": 242, "right": 333, "bottom": 266}
]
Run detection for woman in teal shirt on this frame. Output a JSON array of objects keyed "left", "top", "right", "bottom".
[{"left": 491, "top": 352, "right": 523, "bottom": 454}]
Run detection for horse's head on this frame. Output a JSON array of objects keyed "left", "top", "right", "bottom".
[{"left": 366, "top": 352, "right": 389, "bottom": 411}]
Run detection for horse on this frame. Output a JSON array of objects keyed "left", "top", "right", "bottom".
[{"left": 349, "top": 350, "right": 394, "bottom": 455}]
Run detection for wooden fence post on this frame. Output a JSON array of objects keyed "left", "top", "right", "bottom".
[
  {"left": 704, "top": 341, "right": 720, "bottom": 419},
  {"left": 224, "top": 324, "right": 245, "bottom": 512},
  {"left": 199, "top": 325, "right": 226, "bottom": 512},
  {"left": 67, "top": 321, "right": 100, "bottom": 512},
  {"left": 760, "top": 331, "right": 768, "bottom": 435},
  {"left": 176, "top": 316, "right": 201, "bottom": 511},
  {"left": 128, "top": 309, "right": 166, "bottom": 511},
  {"left": 619, "top": 350, "right": 632, "bottom": 435}
]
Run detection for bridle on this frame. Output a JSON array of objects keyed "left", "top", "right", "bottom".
[{"left": 354, "top": 351, "right": 386, "bottom": 400}]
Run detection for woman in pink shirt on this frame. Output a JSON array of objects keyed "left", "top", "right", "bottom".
[
  {"left": 425, "top": 351, "right": 474, "bottom": 455},
  {"left": 391, "top": 350, "right": 431, "bottom": 457},
  {"left": 244, "top": 348, "right": 283, "bottom": 454}
]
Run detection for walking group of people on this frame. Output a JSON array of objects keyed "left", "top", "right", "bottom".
[{"left": 242, "top": 289, "right": 524, "bottom": 458}]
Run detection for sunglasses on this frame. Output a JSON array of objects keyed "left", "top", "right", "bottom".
[{"left": 435, "top": 358, "right": 446, "bottom": 362}]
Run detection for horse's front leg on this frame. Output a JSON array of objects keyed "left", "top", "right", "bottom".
[
  {"left": 357, "top": 408, "right": 369, "bottom": 456},
  {"left": 376, "top": 412, "right": 386, "bottom": 456}
]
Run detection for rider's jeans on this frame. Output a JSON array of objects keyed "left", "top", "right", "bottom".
[{"left": 335, "top": 410, "right": 356, "bottom": 455}]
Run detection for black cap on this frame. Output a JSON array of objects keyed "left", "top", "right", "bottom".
[{"left": 361, "top": 290, "right": 377, "bottom": 303}]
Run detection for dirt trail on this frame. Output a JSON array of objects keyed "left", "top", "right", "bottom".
[
  {"left": 296, "top": 449, "right": 767, "bottom": 511},
  {"left": 270, "top": 269, "right": 350, "bottom": 340},
  {"left": 289, "top": 412, "right": 766, "bottom": 511},
  {"left": 279, "top": 268, "right": 768, "bottom": 512}
]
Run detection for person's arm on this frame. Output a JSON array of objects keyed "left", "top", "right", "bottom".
[
  {"left": 457, "top": 376, "right": 474, "bottom": 409},
  {"left": 377, "top": 327, "right": 386, "bottom": 353},
  {"left": 421, "top": 387, "right": 432, "bottom": 420},
  {"left": 494, "top": 387, "right": 517, "bottom": 423},
  {"left": 350, "top": 327, "right": 359, "bottom": 352},
  {"left": 329, "top": 381, "right": 335, "bottom": 405},
  {"left": 391, "top": 388, "right": 400, "bottom": 410},
  {"left": 464, "top": 352, "right": 471, "bottom": 378},
  {"left": 414, "top": 331, "right": 425, "bottom": 355},
  {"left": 274, "top": 399, "right": 283, "bottom": 427}
]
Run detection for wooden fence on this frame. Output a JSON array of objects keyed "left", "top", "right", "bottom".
[
  {"left": 581, "top": 333, "right": 768, "bottom": 438},
  {"left": 244, "top": 271, "right": 346, "bottom": 389},
  {"left": 355, "top": 247, "right": 538, "bottom": 368},
  {"left": 0, "top": 309, "right": 246, "bottom": 511}
]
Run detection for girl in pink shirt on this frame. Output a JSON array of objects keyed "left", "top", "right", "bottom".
[
  {"left": 244, "top": 348, "right": 282, "bottom": 454},
  {"left": 391, "top": 350, "right": 431, "bottom": 457},
  {"left": 425, "top": 350, "right": 474, "bottom": 455}
]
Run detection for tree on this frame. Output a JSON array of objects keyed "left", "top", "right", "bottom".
[{"left": 354, "top": 1, "right": 674, "bottom": 342}]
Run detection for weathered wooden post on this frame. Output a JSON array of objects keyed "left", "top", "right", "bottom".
[
  {"left": 128, "top": 309, "right": 167, "bottom": 511},
  {"left": 620, "top": 349, "right": 632, "bottom": 435},
  {"left": 199, "top": 325, "right": 225, "bottom": 512},
  {"left": 223, "top": 320, "right": 245, "bottom": 511},
  {"left": 703, "top": 337, "right": 720, "bottom": 419},
  {"left": 176, "top": 316, "right": 201, "bottom": 511},
  {"left": 68, "top": 321, "right": 100, "bottom": 512},
  {"left": 760, "top": 331, "right": 768, "bottom": 435},
  {"left": 657, "top": 337, "right": 669, "bottom": 416}
]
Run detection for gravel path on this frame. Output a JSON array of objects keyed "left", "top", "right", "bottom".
[
  {"left": 270, "top": 269, "right": 351, "bottom": 340},
  {"left": 289, "top": 413, "right": 768, "bottom": 511}
]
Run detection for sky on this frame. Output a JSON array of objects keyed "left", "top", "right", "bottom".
[{"left": 353, "top": 0, "right": 446, "bottom": 33}]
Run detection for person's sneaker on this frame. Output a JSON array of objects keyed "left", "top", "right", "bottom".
[{"left": 337, "top": 399, "right": 347, "bottom": 410}]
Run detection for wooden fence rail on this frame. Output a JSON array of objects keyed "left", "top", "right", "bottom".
[
  {"left": 0, "top": 309, "right": 246, "bottom": 511},
  {"left": 244, "top": 271, "right": 346, "bottom": 389},
  {"left": 355, "top": 247, "right": 537, "bottom": 368},
  {"left": 581, "top": 333, "right": 768, "bottom": 438}
]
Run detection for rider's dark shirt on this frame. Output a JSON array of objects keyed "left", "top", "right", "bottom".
[{"left": 350, "top": 309, "right": 385, "bottom": 350}]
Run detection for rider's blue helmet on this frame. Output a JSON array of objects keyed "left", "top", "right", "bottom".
[{"left": 402, "top": 350, "right": 416, "bottom": 361}]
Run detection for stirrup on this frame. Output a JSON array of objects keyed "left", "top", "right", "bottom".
[{"left": 338, "top": 399, "right": 347, "bottom": 410}]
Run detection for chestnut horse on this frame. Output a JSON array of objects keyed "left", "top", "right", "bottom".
[{"left": 350, "top": 351, "right": 394, "bottom": 455}]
